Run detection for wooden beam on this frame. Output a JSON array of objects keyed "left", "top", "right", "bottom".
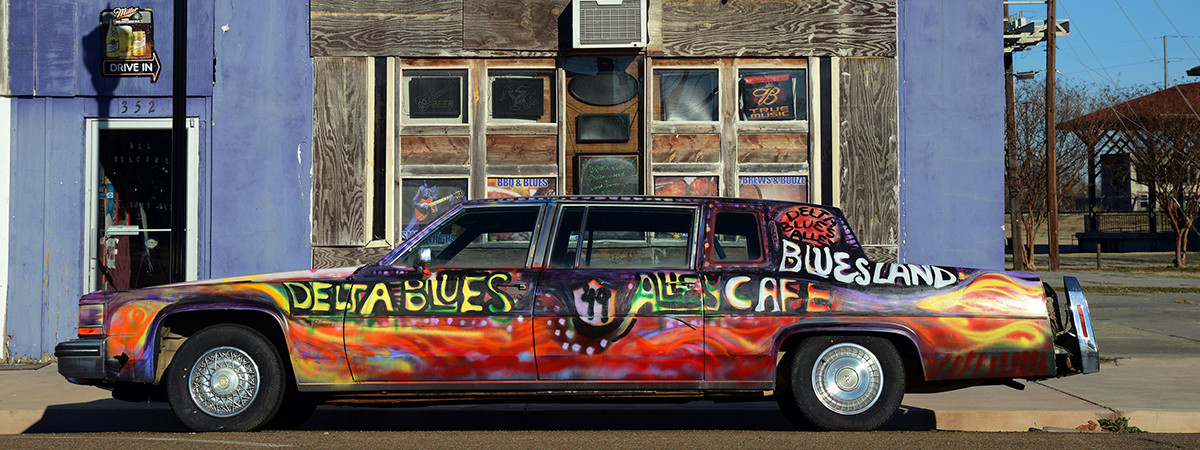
[
  {"left": 400, "top": 136, "right": 471, "bottom": 165},
  {"left": 660, "top": 0, "right": 896, "bottom": 58},
  {"left": 312, "top": 57, "right": 371, "bottom": 246},
  {"left": 312, "top": 245, "right": 393, "bottom": 269},
  {"left": 838, "top": 57, "right": 898, "bottom": 247},
  {"left": 652, "top": 134, "right": 721, "bottom": 163},
  {"left": 737, "top": 134, "right": 809, "bottom": 163},
  {"left": 463, "top": 0, "right": 569, "bottom": 51},
  {"left": 311, "top": 0, "right": 462, "bottom": 57}
]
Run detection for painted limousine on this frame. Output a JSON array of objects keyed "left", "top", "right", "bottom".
[{"left": 56, "top": 196, "right": 1099, "bottom": 432}]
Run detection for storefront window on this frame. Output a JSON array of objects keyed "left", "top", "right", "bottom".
[
  {"left": 738, "top": 68, "right": 807, "bottom": 121},
  {"left": 400, "top": 178, "right": 468, "bottom": 241},
  {"left": 655, "top": 69, "right": 718, "bottom": 122},
  {"left": 402, "top": 69, "right": 469, "bottom": 124}
]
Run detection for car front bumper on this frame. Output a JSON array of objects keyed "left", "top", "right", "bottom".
[{"left": 55, "top": 339, "right": 108, "bottom": 384}]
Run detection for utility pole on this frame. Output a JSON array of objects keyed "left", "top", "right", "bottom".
[
  {"left": 171, "top": 0, "right": 187, "bottom": 282},
  {"left": 1164, "top": 36, "right": 1169, "bottom": 88},
  {"left": 1046, "top": 0, "right": 1060, "bottom": 271},
  {"left": 1005, "top": 4, "right": 1026, "bottom": 271}
]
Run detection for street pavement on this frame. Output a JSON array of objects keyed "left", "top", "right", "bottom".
[{"left": 2, "top": 270, "right": 1198, "bottom": 434}]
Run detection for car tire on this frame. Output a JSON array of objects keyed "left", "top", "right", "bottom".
[
  {"left": 778, "top": 335, "right": 905, "bottom": 431},
  {"left": 166, "top": 324, "right": 286, "bottom": 432}
]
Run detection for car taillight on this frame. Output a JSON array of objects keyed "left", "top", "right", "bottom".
[{"left": 78, "top": 303, "right": 105, "bottom": 337}]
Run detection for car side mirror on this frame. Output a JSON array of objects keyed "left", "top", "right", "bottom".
[{"left": 413, "top": 247, "right": 432, "bottom": 276}]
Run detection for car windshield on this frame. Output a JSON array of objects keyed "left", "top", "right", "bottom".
[{"left": 397, "top": 205, "right": 541, "bottom": 268}]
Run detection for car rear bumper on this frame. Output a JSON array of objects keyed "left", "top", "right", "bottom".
[
  {"left": 1054, "top": 276, "right": 1100, "bottom": 375},
  {"left": 55, "top": 339, "right": 108, "bottom": 384}
]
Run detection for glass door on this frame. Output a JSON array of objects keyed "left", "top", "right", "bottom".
[{"left": 86, "top": 118, "right": 198, "bottom": 291}]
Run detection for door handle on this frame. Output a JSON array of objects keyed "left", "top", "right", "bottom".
[
  {"left": 666, "top": 281, "right": 698, "bottom": 290},
  {"left": 497, "top": 283, "right": 528, "bottom": 291}
]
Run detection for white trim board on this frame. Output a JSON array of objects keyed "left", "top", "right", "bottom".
[{"left": 0, "top": 96, "right": 11, "bottom": 361}]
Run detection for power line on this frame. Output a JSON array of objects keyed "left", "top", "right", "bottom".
[
  {"left": 1112, "top": 0, "right": 1161, "bottom": 62},
  {"left": 1152, "top": 0, "right": 1200, "bottom": 61},
  {"left": 1057, "top": 1, "right": 1119, "bottom": 86}
]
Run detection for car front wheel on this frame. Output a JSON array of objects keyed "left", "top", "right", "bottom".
[
  {"left": 166, "top": 324, "right": 285, "bottom": 432},
  {"left": 778, "top": 335, "right": 905, "bottom": 431}
]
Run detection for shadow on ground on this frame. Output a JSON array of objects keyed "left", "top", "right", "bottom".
[{"left": 23, "top": 400, "right": 936, "bottom": 433}]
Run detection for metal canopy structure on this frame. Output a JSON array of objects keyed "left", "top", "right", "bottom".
[
  {"left": 1061, "top": 82, "right": 1200, "bottom": 231},
  {"left": 1003, "top": 11, "right": 1069, "bottom": 54}
]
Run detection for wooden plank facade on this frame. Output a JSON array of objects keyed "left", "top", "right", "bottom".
[{"left": 309, "top": 0, "right": 900, "bottom": 268}]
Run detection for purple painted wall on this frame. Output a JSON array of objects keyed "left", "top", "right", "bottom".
[
  {"left": 209, "top": 0, "right": 313, "bottom": 278},
  {"left": 7, "top": 0, "right": 213, "bottom": 97},
  {"left": 2, "top": 0, "right": 311, "bottom": 360},
  {"left": 897, "top": 0, "right": 1005, "bottom": 270}
]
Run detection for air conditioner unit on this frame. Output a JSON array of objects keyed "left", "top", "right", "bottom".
[{"left": 572, "top": 0, "right": 647, "bottom": 49}]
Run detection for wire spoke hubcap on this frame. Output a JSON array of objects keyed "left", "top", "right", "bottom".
[
  {"left": 189, "top": 346, "right": 260, "bottom": 418},
  {"left": 812, "top": 342, "right": 883, "bottom": 415}
]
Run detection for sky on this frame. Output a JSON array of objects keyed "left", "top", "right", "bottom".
[{"left": 1008, "top": 0, "right": 1200, "bottom": 90}]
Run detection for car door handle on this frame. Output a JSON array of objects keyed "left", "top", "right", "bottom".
[
  {"left": 497, "top": 283, "right": 528, "bottom": 291},
  {"left": 666, "top": 281, "right": 697, "bottom": 290}
]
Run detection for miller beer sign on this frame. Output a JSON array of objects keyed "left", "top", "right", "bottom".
[{"left": 100, "top": 7, "right": 161, "bottom": 82}]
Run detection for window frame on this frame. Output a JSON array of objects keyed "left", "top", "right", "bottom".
[
  {"left": 652, "top": 67, "right": 721, "bottom": 123},
  {"left": 703, "top": 207, "right": 771, "bottom": 270},
  {"left": 547, "top": 203, "right": 701, "bottom": 270}
]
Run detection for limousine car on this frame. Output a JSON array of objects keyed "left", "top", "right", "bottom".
[{"left": 56, "top": 196, "right": 1099, "bottom": 432}]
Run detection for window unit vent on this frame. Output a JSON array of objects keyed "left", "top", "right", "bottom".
[{"left": 572, "top": 0, "right": 647, "bottom": 49}]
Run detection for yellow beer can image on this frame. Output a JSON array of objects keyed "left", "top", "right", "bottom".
[{"left": 131, "top": 31, "right": 148, "bottom": 58}]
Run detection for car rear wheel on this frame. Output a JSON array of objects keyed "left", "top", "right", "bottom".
[
  {"left": 166, "top": 324, "right": 285, "bottom": 432},
  {"left": 777, "top": 335, "right": 904, "bottom": 431}
]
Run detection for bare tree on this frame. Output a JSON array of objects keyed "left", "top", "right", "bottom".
[
  {"left": 1129, "top": 115, "right": 1200, "bottom": 267},
  {"left": 1007, "top": 77, "right": 1091, "bottom": 270}
]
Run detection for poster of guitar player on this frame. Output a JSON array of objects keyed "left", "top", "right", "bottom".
[{"left": 401, "top": 178, "right": 468, "bottom": 240}]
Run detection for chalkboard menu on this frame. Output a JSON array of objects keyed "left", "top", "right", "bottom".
[{"left": 578, "top": 154, "right": 640, "bottom": 195}]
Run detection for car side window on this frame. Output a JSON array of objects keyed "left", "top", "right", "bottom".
[
  {"left": 709, "top": 210, "right": 765, "bottom": 264},
  {"left": 550, "top": 206, "right": 695, "bottom": 269},
  {"left": 405, "top": 206, "right": 540, "bottom": 268}
]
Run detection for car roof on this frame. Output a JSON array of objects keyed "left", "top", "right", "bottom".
[{"left": 460, "top": 195, "right": 838, "bottom": 212}]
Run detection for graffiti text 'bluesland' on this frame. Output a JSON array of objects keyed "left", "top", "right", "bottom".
[{"left": 780, "top": 241, "right": 958, "bottom": 288}]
